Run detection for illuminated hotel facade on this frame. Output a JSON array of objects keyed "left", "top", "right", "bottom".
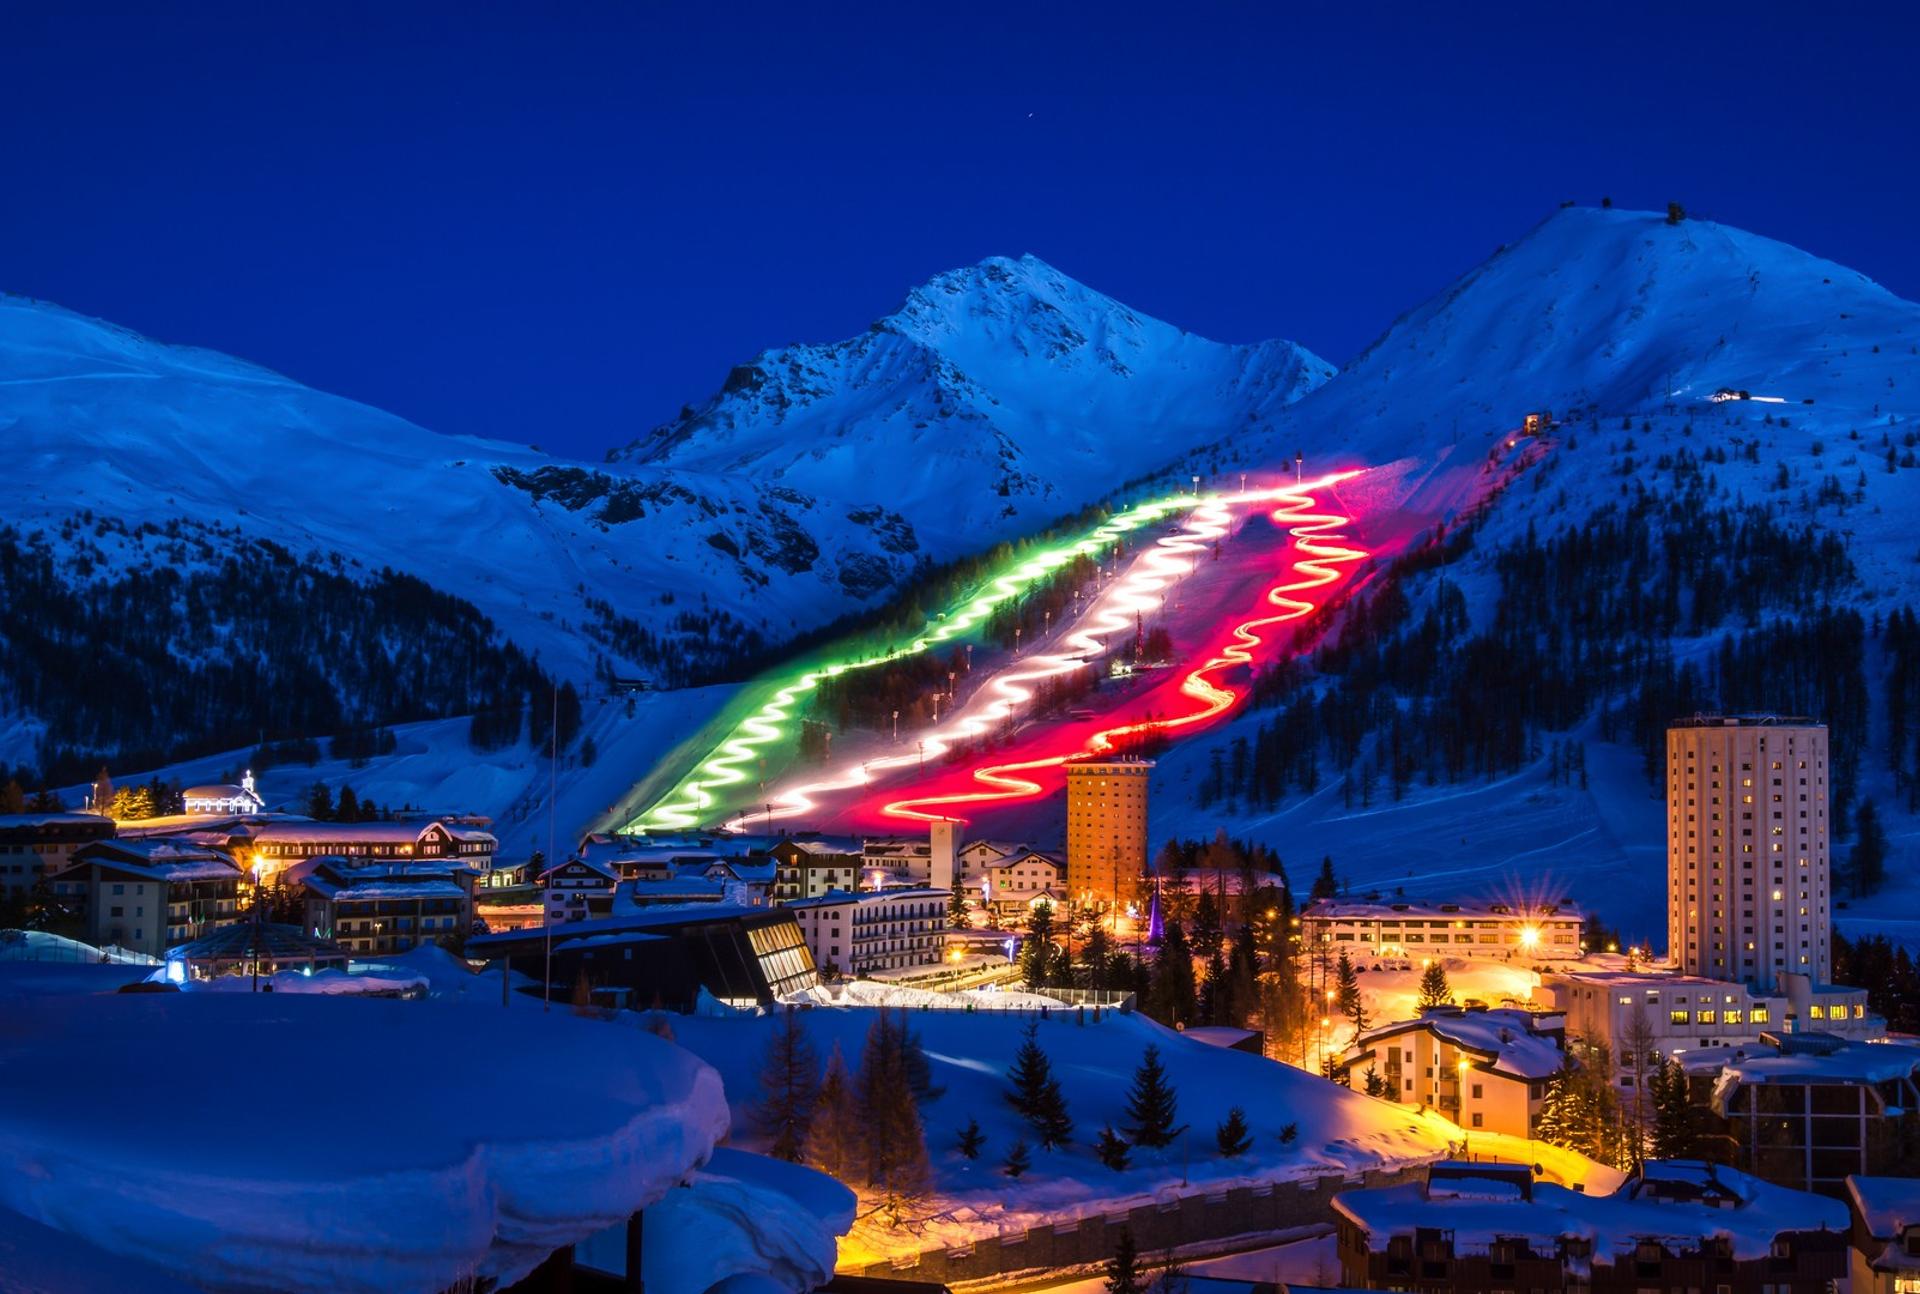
[
  {"left": 1065, "top": 758, "right": 1152, "bottom": 908},
  {"left": 1666, "top": 716, "right": 1831, "bottom": 991},
  {"left": 1301, "top": 898, "right": 1583, "bottom": 960}
]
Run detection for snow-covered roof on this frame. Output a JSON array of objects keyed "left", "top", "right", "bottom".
[
  {"left": 1334, "top": 1162, "right": 1847, "bottom": 1260},
  {"left": 542, "top": 857, "right": 619, "bottom": 883},
  {"left": 1303, "top": 896, "right": 1581, "bottom": 922},
  {"left": 619, "top": 876, "right": 726, "bottom": 901},
  {"left": 1849, "top": 1175, "right": 1920, "bottom": 1239},
  {"left": 167, "top": 922, "right": 347, "bottom": 965},
  {"left": 230, "top": 818, "right": 498, "bottom": 846},
  {"left": 783, "top": 886, "right": 950, "bottom": 910},
  {"left": 1715, "top": 1035, "right": 1920, "bottom": 1087},
  {"left": 305, "top": 876, "right": 468, "bottom": 902},
  {"left": 0, "top": 993, "right": 730, "bottom": 1293},
  {"left": 0, "top": 811, "right": 114, "bottom": 831},
  {"left": 60, "top": 840, "right": 241, "bottom": 885},
  {"left": 987, "top": 847, "right": 1062, "bottom": 870},
  {"left": 1347, "top": 1007, "right": 1566, "bottom": 1081},
  {"left": 772, "top": 836, "right": 862, "bottom": 858},
  {"left": 467, "top": 902, "right": 778, "bottom": 952}
]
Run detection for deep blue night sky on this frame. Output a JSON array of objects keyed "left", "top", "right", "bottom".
[{"left": 6, "top": 3, "right": 1917, "bottom": 459}]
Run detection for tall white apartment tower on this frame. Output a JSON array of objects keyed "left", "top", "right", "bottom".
[{"left": 1666, "top": 716, "right": 1831, "bottom": 990}]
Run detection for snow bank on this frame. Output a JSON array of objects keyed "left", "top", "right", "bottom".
[
  {"left": 578, "top": 1148, "right": 854, "bottom": 1292},
  {"left": 0, "top": 994, "right": 730, "bottom": 1294},
  {"left": 0, "top": 1203, "right": 202, "bottom": 1294}
]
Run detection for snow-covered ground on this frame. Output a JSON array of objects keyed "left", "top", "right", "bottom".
[
  {"left": 0, "top": 944, "right": 852, "bottom": 1294},
  {"left": 668, "top": 1002, "right": 1460, "bottom": 1265}
]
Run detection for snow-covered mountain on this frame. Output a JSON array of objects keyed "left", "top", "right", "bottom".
[
  {"left": 1149, "top": 207, "right": 1920, "bottom": 945},
  {"left": 0, "top": 261, "right": 1327, "bottom": 779},
  {"left": 616, "top": 254, "right": 1333, "bottom": 548},
  {"left": 1246, "top": 206, "right": 1917, "bottom": 467}
]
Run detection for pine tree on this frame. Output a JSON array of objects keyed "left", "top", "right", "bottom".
[
  {"left": 306, "top": 782, "right": 334, "bottom": 822},
  {"left": 1123, "top": 1044, "right": 1185, "bottom": 1148},
  {"left": 1335, "top": 950, "right": 1369, "bottom": 1042},
  {"left": 805, "top": 1043, "right": 859, "bottom": 1182},
  {"left": 750, "top": 1006, "right": 821, "bottom": 1162},
  {"left": 1096, "top": 1124, "right": 1132, "bottom": 1170},
  {"left": 1363, "top": 1065, "right": 1387, "bottom": 1098},
  {"left": 0, "top": 780, "right": 22, "bottom": 816},
  {"left": 948, "top": 888, "right": 971, "bottom": 928},
  {"left": 1023, "top": 900, "right": 1059, "bottom": 987},
  {"left": 1851, "top": 798, "right": 1889, "bottom": 896},
  {"left": 1215, "top": 1106, "right": 1253, "bottom": 1157},
  {"left": 1080, "top": 923, "right": 1114, "bottom": 990},
  {"left": 1032, "top": 1073, "right": 1074, "bottom": 1150},
  {"left": 336, "top": 785, "right": 361, "bottom": 822},
  {"left": 1006, "top": 1022, "right": 1073, "bottom": 1148},
  {"left": 1199, "top": 944, "right": 1231, "bottom": 1025},
  {"left": 1147, "top": 922, "right": 1197, "bottom": 1026},
  {"left": 955, "top": 1115, "right": 985, "bottom": 1160},
  {"left": 1310, "top": 856, "right": 1338, "bottom": 900},
  {"left": 1006, "top": 1021, "right": 1052, "bottom": 1121},
  {"left": 1002, "top": 1136, "right": 1031, "bottom": 1178},
  {"left": 1106, "top": 1225, "right": 1144, "bottom": 1294},
  {"left": 1650, "top": 1059, "right": 1697, "bottom": 1160},
  {"left": 1417, "top": 961, "right": 1453, "bottom": 1010}
]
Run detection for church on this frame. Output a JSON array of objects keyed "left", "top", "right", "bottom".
[{"left": 182, "top": 771, "right": 266, "bottom": 816}]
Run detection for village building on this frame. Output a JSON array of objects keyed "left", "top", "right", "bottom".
[
  {"left": 1542, "top": 968, "right": 1881, "bottom": 1089},
  {"left": 859, "top": 834, "right": 931, "bottom": 887},
  {"left": 1844, "top": 1175, "right": 1920, "bottom": 1294},
  {"left": 978, "top": 847, "right": 1066, "bottom": 920},
  {"left": 1336, "top": 1005, "right": 1566, "bottom": 1137},
  {"left": 467, "top": 902, "right": 818, "bottom": 1008},
  {"left": 784, "top": 887, "right": 949, "bottom": 978},
  {"left": 216, "top": 817, "right": 500, "bottom": 883},
  {"left": 1332, "top": 1159, "right": 1851, "bottom": 1293},
  {"left": 181, "top": 771, "right": 265, "bottom": 816},
  {"left": 50, "top": 838, "right": 243, "bottom": 957},
  {"left": 1301, "top": 895, "right": 1584, "bottom": 960},
  {"left": 1711, "top": 1032, "right": 1920, "bottom": 1197},
  {"left": 686, "top": 857, "right": 776, "bottom": 905},
  {"left": 540, "top": 857, "right": 619, "bottom": 924},
  {"left": 302, "top": 859, "right": 477, "bottom": 956},
  {"left": 767, "top": 836, "right": 863, "bottom": 901},
  {"left": 0, "top": 811, "right": 116, "bottom": 894}
]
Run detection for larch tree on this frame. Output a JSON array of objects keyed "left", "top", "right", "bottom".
[
  {"left": 805, "top": 1043, "right": 859, "bottom": 1182},
  {"left": 750, "top": 1005, "right": 821, "bottom": 1162}
]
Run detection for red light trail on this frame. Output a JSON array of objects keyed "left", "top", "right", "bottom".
[{"left": 872, "top": 471, "right": 1370, "bottom": 824}]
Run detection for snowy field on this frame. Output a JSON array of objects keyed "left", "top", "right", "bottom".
[{"left": 669, "top": 1001, "right": 1459, "bottom": 1264}]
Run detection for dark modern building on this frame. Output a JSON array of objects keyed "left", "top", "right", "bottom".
[
  {"left": 1711, "top": 1030, "right": 1920, "bottom": 1196},
  {"left": 467, "top": 903, "right": 817, "bottom": 1008}
]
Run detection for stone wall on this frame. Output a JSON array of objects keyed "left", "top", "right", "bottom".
[{"left": 857, "top": 1164, "right": 1426, "bottom": 1285}]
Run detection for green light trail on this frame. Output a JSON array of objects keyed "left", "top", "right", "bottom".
[{"left": 629, "top": 491, "right": 1203, "bottom": 831}]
